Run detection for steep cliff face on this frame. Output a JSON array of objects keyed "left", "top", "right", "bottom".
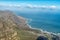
[{"left": 0, "top": 11, "right": 20, "bottom": 40}]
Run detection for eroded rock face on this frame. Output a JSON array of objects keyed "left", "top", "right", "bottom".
[{"left": 0, "top": 11, "right": 20, "bottom": 40}]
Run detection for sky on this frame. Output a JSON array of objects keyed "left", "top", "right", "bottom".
[
  {"left": 0, "top": 0, "right": 60, "bottom": 12},
  {"left": 0, "top": 0, "right": 60, "bottom": 1}
]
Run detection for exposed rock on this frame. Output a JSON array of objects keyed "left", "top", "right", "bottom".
[
  {"left": 52, "top": 35, "right": 60, "bottom": 40},
  {"left": 36, "top": 36, "right": 48, "bottom": 40},
  {"left": 0, "top": 10, "right": 20, "bottom": 40}
]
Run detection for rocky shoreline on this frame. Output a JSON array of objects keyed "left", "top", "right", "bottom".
[
  {"left": 18, "top": 15, "right": 60, "bottom": 35},
  {"left": 20, "top": 16, "right": 60, "bottom": 40},
  {"left": 27, "top": 21, "right": 60, "bottom": 40}
]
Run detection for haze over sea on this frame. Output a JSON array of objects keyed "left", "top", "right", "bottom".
[{"left": 0, "top": 1, "right": 60, "bottom": 33}]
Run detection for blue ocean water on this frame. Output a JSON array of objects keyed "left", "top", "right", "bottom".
[{"left": 15, "top": 11, "right": 60, "bottom": 33}]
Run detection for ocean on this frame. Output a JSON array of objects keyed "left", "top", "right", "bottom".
[{"left": 14, "top": 11, "right": 60, "bottom": 33}]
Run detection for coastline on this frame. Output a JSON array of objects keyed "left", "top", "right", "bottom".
[
  {"left": 18, "top": 16, "right": 60, "bottom": 36},
  {"left": 27, "top": 24, "right": 57, "bottom": 35},
  {"left": 25, "top": 18, "right": 59, "bottom": 36}
]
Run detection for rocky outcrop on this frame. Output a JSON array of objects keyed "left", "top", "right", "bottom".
[
  {"left": 52, "top": 34, "right": 60, "bottom": 40},
  {"left": 36, "top": 36, "right": 48, "bottom": 40},
  {"left": 0, "top": 10, "right": 20, "bottom": 40}
]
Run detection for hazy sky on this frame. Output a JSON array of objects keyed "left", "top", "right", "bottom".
[
  {"left": 0, "top": 0, "right": 60, "bottom": 1},
  {"left": 0, "top": 0, "right": 60, "bottom": 12},
  {"left": 0, "top": 0, "right": 60, "bottom": 6}
]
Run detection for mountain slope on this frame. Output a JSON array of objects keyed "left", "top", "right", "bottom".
[
  {"left": 0, "top": 10, "right": 60, "bottom": 40},
  {"left": 0, "top": 10, "right": 38, "bottom": 40},
  {"left": 0, "top": 10, "right": 20, "bottom": 40}
]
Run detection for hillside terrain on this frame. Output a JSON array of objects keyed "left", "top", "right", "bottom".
[{"left": 0, "top": 10, "right": 60, "bottom": 40}]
